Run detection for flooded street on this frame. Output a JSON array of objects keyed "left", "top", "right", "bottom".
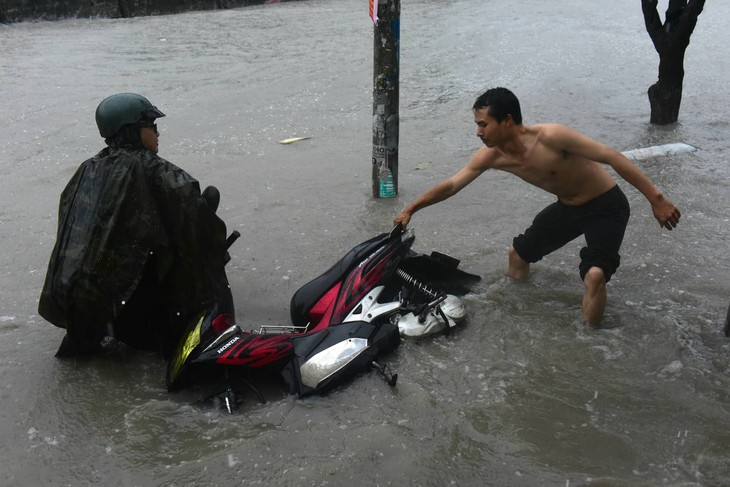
[{"left": 2, "top": 0, "right": 730, "bottom": 485}]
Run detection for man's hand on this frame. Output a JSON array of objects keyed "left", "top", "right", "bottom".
[
  {"left": 652, "top": 196, "right": 681, "bottom": 230},
  {"left": 393, "top": 210, "right": 412, "bottom": 229}
]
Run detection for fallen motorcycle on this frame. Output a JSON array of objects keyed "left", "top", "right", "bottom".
[{"left": 166, "top": 225, "right": 480, "bottom": 411}]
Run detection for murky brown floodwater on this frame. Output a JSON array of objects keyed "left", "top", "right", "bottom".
[{"left": 2, "top": 0, "right": 730, "bottom": 485}]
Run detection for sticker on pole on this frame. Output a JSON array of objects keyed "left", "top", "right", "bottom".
[
  {"left": 369, "top": 0, "right": 378, "bottom": 25},
  {"left": 378, "top": 165, "right": 396, "bottom": 198}
]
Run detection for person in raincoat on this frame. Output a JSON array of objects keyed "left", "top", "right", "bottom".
[{"left": 39, "top": 93, "right": 231, "bottom": 359}]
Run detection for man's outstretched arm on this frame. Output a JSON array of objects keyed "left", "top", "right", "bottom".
[
  {"left": 393, "top": 153, "right": 488, "bottom": 228},
  {"left": 554, "top": 124, "right": 681, "bottom": 230}
]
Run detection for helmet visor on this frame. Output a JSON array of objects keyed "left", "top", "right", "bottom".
[{"left": 142, "top": 106, "right": 166, "bottom": 120}]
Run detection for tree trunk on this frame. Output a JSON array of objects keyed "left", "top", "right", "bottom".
[
  {"left": 641, "top": 0, "right": 705, "bottom": 125},
  {"left": 647, "top": 49, "right": 685, "bottom": 125},
  {"left": 118, "top": 0, "right": 131, "bottom": 18}
]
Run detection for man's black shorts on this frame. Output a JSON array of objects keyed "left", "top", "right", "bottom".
[{"left": 512, "top": 185, "right": 630, "bottom": 282}]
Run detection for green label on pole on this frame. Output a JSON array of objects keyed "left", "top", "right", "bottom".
[{"left": 379, "top": 169, "right": 396, "bottom": 198}]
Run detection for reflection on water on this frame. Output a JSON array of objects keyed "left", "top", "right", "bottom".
[{"left": 2, "top": 0, "right": 730, "bottom": 485}]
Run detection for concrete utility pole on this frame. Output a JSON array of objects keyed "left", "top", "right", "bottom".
[{"left": 371, "top": 0, "right": 400, "bottom": 198}]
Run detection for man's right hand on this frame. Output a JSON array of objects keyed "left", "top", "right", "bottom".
[{"left": 393, "top": 210, "right": 412, "bottom": 229}]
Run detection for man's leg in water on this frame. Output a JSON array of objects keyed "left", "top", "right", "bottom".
[
  {"left": 510, "top": 201, "right": 580, "bottom": 282},
  {"left": 579, "top": 186, "right": 629, "bottom": 326},
  {"left": 508, "top": 246, "right": 530, "bottom": 280},
  {"left": 582, "top": 266, "right": 607, "bottom": 326}
]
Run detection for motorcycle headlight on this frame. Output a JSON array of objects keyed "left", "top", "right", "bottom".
[{"left": 300, "top": 338, "right": 369, "bottom": 389}]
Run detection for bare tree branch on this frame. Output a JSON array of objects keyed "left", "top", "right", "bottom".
[{"left": 641, "top": 0, "right": 665, "bottom": 50}]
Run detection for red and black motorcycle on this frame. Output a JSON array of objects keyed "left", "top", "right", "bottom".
[{"left": 166, "top": 225, "right": 479, "bottom": 410}]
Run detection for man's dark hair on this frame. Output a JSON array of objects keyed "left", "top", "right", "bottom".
[{"left": 472, "top": 87, "right": 523, "bottom": 125}]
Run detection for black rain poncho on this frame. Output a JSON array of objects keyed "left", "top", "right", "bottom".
[{"left": 39, "top": 146, "right": 231, "bottom": 358}]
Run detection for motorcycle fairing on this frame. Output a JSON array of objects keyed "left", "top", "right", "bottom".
[
  {"left": 281, "top": 321, "right": 401, "bottom": 397},
  {"left": 342, "top": 286, "right": 401, "bottom": 323},
  {"left": 167, "top": 318, "right": 296, "bottom": 390},
  {"left": 289, "top": 227, "right": 414, "bottom": 327},
  {"left": 167, "top": 306, "right": 237, "bottom": 390},
  {"left": 329, "top": 243, "right": 405, "bottom": 325},
  {"left": 289, "top": 233, "right": 391, "bottom": 326},
  {"left": 305, "top": 283, "right": 341, "bottom": 329},
  {"left": 167, "top": 312, "right": 205, "bottom": 388},
  {"left": 207, "top": 332, "right": 294, "bottom": 368},
  {"left": 290, "top": 229, "right": 412, "bottom": 335}
]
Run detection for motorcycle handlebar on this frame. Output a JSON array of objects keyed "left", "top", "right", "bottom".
[
  {"left": 226, "top": 231, "right": 241, "bottom": 249},
  {"left": 389, "top": 223, "right": 403, "bottom": 238}
]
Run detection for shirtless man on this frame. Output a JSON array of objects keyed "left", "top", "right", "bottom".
[{"left": 393, "top": 87, "right": 681, "bottom": 325}]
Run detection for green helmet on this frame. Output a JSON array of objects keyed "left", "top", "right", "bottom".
[{"left": 95, "top": 93, "right": 166, "bottom": 138}]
